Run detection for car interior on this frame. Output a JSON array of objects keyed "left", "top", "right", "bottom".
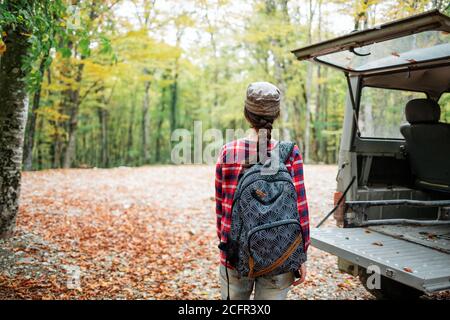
[
  {"left": 400, "top": 98, "right": 450, "bottom": 194},
  {"left": 352, "top": 65, "right": 450, "bottom": 224},
  {"left": 351, "top": 91, "right": 450, "bottom": 252}
]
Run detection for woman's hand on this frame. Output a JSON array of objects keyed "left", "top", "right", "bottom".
[{"left": 292, "top": 263, "right": 307, "bottom": 286}]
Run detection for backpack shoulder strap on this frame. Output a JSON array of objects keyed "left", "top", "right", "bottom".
[{"left": 278, "top": 141, "right": 295, "bottom": 164}]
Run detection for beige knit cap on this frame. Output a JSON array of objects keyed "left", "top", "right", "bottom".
[{"left": 244, "top": 82, "right": 281, "bottom": 117}]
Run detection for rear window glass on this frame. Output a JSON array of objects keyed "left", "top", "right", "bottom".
[
  {"left": 317, "top": 30, "right": 449, "bottom": 71},
  {"left": 358, "top": 87, "right": 426, "bottom": 139},
  {"left": 439, "top": 93, "right": 450, "bottom": 123}
]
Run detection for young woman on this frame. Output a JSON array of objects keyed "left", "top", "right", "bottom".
[{"left": 215, "top": 82, "right": 310, "bottom": 300}]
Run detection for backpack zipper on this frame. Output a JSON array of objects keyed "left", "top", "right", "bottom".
[
  {"left": 235, "top": 168, "right": 289, "bottom": 194},
  {"left": 232, "top": 176, "right": 294, "bottom": 207}
]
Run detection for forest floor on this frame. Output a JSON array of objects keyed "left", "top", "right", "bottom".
[{"left": 0, "top": 165, "right": 448, "bottom": 300}]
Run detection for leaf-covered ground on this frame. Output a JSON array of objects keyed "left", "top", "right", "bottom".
[{"left": 0, "top": 165, "right": 448, "bottom": 300}]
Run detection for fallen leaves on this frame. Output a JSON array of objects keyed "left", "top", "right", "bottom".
[
  {"left": 427, "top": 233, "right": 438, "bottom": 240},
  {"left": 403, "top": 267, "right": 414, "bottom": 273},
  {"left": 1, "top": 166, "right": 222, "bottom": 300},
  {"left": 1, "top": 165, "right": 446, "bottom": 300},
  {"left": 0, "top": 165, "right": 374, "bottom": 300}
]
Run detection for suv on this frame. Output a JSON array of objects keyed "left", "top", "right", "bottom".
[{"left": 292, "top": 10, "right": 450, "bottom": 299}]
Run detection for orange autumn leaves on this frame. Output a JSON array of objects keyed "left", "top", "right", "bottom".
[{"left": 0, "top": 37, "right": 6, "bottom": 56}]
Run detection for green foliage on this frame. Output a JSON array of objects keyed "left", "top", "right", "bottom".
[
  {"left": 2, "top": 0, "right": 447, "bottom": 169},
  {"left": 0, "top": 0, "right": 66, "bottom": 91}
]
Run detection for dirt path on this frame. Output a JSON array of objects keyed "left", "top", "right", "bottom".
[{"left": 0, "top": 165, "right": 446, "bottom": 299}]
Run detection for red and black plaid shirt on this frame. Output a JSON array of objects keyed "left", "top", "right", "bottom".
[{"left": 215, "top": 138, "right": 310, "bottom": 267}]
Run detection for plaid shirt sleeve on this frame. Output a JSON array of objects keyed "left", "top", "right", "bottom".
[
  {"left": 215, "top": 147, "right": 224, "bottom": 241},
  {"left": 286, "top": 145, "right": 310, "bottom": 253}
]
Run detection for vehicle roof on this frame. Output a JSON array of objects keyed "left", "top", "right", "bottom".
[{"left": 291, "top": 10, "right": 450, "bottom": 76}]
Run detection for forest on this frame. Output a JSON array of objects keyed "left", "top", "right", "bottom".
[
  {"left": 1, "top": 0, "right": 450, "bottom": 301},
  {"left": 1, "top": 0, "right": 448, "bottom": 173}
]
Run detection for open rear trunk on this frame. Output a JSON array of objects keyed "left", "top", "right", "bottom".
[{"left": 292, "top": 10, "right": 450, "bottom": 76}]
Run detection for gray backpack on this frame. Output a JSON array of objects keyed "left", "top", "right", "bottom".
[{"left": 227, "top": 141, "right": 306, "bottom": 278}]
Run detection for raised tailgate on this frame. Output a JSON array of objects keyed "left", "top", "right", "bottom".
[{"left": 311, "top": 227, "right": 450, "bottom": 293}]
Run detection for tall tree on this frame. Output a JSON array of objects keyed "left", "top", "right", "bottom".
[
  {"left": 0, "top": 0, "right": 64, "bottom": 237},
  {"left": 62, "top": 0, "right": 118, "bottom": 168},
  {"left": 168, "top": 12, "right": 192, "bottom": 141},
  {"left": 142, "top": 70, "right": 151, "bottom": 164},
  {"left": 304, "top": 0, "right": 317, "bottom": 163},
  {"left": 22, "top": 50, "right": 51, "bottom": 171},
  {"left": 132, "top": 0, "right": 157, "bottom": 164},
  {"left": 0, "top": 8, "right": 31, "bottom": 238},
  {"left": 63, "top": 56, "right": 85, "bottom": 168},
  {"left": 313, "top": 0, "right": 323, "bottom": 162}
]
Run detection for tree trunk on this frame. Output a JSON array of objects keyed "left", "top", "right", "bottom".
[
  {"left": 313, "top": 0, "right": 323, "bottom": 162},
  {"left": 320, "top": 67, "right": 329, "bottom": 163},
  {"left": 355, "top": 0, "right": 369, "bottom": 30},
  {"left": 304, "top": 63, "right": 312, "bottom": 163},
  {"left": 170, "top": 61, "right": 179, "bottom": 135},
  {"left": 51, "top": 120, "right": 63, "bottom": 168},
  {"left": 142, "top": 80, "right": 151, "bottom": 164},
  {"left": 170, "top": 78, "right": 177, "bottom": 134},
  {"left": 267, "top": 0, "right": 290, "bottom": 141},
  {"left": 314, "top": 65, "right": 322, "bottom": 161},
  {"left": 126, "top": 97, "right": 136, "bottom": 165},
  {"left": 273, "top": 56, "right": 290, "bottom": 141},
  {"left": 36, "top": 116, "right": 44, "bottom": 170},
  {"left": 280, "top": 90, "right": 291, "bottom": 141},
  {"left": 304, "top": 0, "right": 315, "bottom": 163},
  {"left": 205, "top": 12, "right": 219, "bottom": 127},
  {"left": 363, "top": 100, "right": 374, "bottom": 136},
  {"left": 96, "top": 84, "right": 113, "bottom": 168},
  {"left": 22, "top": 48, "right": 50, "bottom": 171},
  {"left": 98, "top": 108, "right": 109, "bottom": 167},
  {"left": 22, "top": 83, "right": 41, "bottom": 171},
  {"left": 270, "top": 39, "right": 290, "bottom": 140},
  {"left": 62, "top": 61, "right": 85, "bottom": 168},
  {"left": 0, "top": 25, "right": 31, "bottom": 238},
  {"left": 155, "top": 88, "right": 167, "bottom": 163},
  {"left": 63, "top": 103, "right": 78, "bottom": 168}
]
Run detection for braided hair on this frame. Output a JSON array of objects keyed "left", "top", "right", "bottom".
[{"left": 244, "top": 107, "right": 280, "bottom": 163}]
